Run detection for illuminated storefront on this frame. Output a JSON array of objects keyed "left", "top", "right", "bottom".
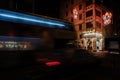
[
  {"left": 60, "top": 0, "right": 113, "bottom": 52},
  {"left": 80, "top": 31, "right": 103, "bottom": 52},
  {"left": 0, "top": 36, "right": 43, "bottom": 50}
]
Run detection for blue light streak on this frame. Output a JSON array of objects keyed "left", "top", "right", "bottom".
[{"left": 0, "top": 9, "right": 69, "bottom": 29}]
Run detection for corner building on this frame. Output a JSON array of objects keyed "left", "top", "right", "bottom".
[{"left": 60, "top": 0, "right": 112, "bottom": 51}]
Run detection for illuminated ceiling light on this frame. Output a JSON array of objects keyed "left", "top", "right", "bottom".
[
  {"left": 82, "top": 31, "right": 103, "bottom": 38},
  {"left": 0, "top": 9, "right": 67, "bottom": 29},
  {"left": 103, "top": 12, "right": 112, "bottom": 26}
]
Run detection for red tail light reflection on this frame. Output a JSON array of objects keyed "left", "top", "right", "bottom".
[{"left": 45, "top": 61, "right": 61, "bottom": 66}]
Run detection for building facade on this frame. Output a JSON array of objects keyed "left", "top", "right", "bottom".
[{"left": 60, "top": 0, "right": 112, "bottom": 51}]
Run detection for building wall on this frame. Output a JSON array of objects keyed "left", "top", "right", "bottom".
[
  {"left": 60, "top": 0, "right": 112, "bottom": 51},
  {"left": 60, "top": 0, "right": 103, "bottom": 34}
]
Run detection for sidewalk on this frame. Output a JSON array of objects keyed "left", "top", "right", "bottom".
[{"left": 92, "top": 51, "right": 106, "bottom": 57}]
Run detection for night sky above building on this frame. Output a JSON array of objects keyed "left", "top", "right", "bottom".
[
  {"left": 34, "top": 0, "right": 119, "bottom": 17},
  {"left": 14, "top": 0, "right": 117, "bottom": 19},
  {"left": 35, "top": 0, "right": 60, "bottom": 18}
]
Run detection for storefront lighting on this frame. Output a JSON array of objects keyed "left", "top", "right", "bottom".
[{"left": 82, "top": 31, "right": 103, "bottom": 38}]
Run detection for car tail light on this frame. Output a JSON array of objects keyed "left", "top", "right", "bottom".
[{"left": 45, "top": 61, "right": 61, "bottom": 67}]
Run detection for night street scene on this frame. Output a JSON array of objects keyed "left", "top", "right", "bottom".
[{"left": 0, "top": 0, "right": 120, "bottom": 80}]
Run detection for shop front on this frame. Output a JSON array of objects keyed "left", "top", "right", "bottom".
[{"left": 80, "top": 31, "right": 103, "bottom": 52}]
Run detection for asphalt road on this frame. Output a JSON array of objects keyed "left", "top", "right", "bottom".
[
  {"left": 40, "top": 53, "right": 120, "bottom": 80},
  {"left": 1, "top": 53, "right": 120, "bottom": 80}
]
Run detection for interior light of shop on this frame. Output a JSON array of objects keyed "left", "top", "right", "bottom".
[{"left": 82, "top": 31, "right": 102, "bottom": 38}]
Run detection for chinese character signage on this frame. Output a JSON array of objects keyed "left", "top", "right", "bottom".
[{"left": 103, "top": 12, "right": 112, "bottom": 26}]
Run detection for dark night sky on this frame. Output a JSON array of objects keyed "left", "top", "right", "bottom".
[{"left": 34, "top": 0, "right": 60, "bottom": 18}]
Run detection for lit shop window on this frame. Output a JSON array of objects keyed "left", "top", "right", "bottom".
[
  {"left": 96, "top": 10, "right": 101, "bottom": 17},
  {"left": 0, "top": 41, "right": 31, "bottom": 50},
  {"left": 79, "top": 14, "right": 82, "bottom": 20}
]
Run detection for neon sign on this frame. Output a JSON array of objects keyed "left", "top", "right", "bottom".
[
  {"left": 73, "top": 8, "right": 78, "bottom": 19},
  {"left": 103, "top": 12, "right": 112, "bottom": 26}
]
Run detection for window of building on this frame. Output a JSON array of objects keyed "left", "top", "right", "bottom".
[
  {"left": 95, "top": 0, "right": 102, "bottom": 5},
  {"left": 79, "top": 5, "right": 82, "bottom": 10},
  {"left": 66, "top": 12, "right": 68, "bottom": 17},
  {"left": 71, "top": 18, "right": 73, "bottom": 22},
  {"left": 96, "top": 10, "right": 101, "bottom": 17},
  {"left": 86, "top": 0, "right": 93, "bottom": 6},
  {"left": 86, "top": 22, "right": 93, "bottom": 28},
  {"left": 86, "top": 10, "right": 93, "bottom": 17},
  {"left": 79, "top": 24, "right": 82, "bottom": 30},
  {"left": 79, "top": 14, "right": 82, "bottom": 20},
  {"left": 96, "top": 22, "right": 101, "bottom": 28}
]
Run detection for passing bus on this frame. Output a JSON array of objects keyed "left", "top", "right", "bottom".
[
  {"left": 0, "top": 9, "right": 75, "bottom": 50},
  {"left": 0, "top": 9, "right": 76, "bottom": 70}
]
